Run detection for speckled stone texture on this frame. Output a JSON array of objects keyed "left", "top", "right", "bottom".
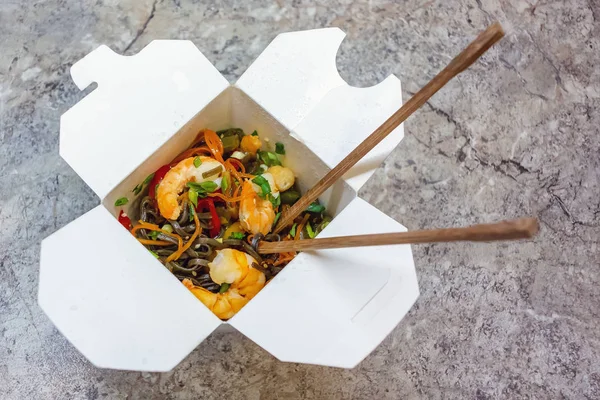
[{"left": 1, "top": 0, "right": 599, "bottom": 398}]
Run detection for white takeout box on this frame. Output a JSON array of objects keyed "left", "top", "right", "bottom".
[{"left": 39, "top": 28, "right": 419, "bottom": 371}]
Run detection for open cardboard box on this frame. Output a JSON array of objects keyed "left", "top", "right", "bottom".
[{"left": 39, "top": 28, "right": 419, "bottom": 371}]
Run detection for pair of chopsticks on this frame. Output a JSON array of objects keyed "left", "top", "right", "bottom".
[{"left": 257, "top": 22, "right": 539, "bottom": 255}]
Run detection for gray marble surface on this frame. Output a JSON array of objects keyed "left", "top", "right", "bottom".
[{"left": 1, "top": 0, "right": 599, "bottom": 399}]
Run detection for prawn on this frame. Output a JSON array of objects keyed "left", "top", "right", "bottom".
[
  {"left": 156, "top": 156, "right": 224, "bottom": 220},
  {"left": 182, "top": 248, "right": 266, "bottom": 319},
  {"left": 239, "top": 179, "right": 276, "bottom": 235}
]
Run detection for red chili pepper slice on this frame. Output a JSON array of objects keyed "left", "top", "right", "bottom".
[
  {"left": 118, "top": 210, "right": 132, "bottom": 230},
  {"left": 148, "top": 165, "right": 171, "bottom": 199},
  {"left": 197, "top": 198, "right": 221, "bottom": 238}
]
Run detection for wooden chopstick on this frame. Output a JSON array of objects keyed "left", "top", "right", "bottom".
[
  {"left": 259, "top": 217, "right": 537, "bottom": 254},
  {"left": 274, "top": 22, "right": 505, "bottom": 233}
]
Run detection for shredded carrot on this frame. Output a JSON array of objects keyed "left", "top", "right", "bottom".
[
  {"left": 137, "top": 239, "right": 174, "bottom": 246},
  {"left": 207, "top": 191, "right": 247, "bottom": 203},
  {"left": 295, "top": 214, "right": 310, "bottom": 241},
  {"left": 204, "top": 129, "right": 224, "bottom": 163},
  {"left": 171, "top": 146, "right": 211, "bottom": 164},
  {"left": 239, "top": 173, "right": 256, "bottom": 179},
  {"left": 166, "top": 209, "right": 201, "bottom": 262},
  {"left": 131, "top": 222, "right": 183, "bottom": 253},
  {"left": 224, "top": 159, "right": 242, "bottom": 182},
  {"left": 226, "top": 158, "right": 246, "bottom": 173}
]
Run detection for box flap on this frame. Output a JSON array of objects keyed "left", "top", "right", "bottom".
[
  {"left": 236, "top": 28, "right": 404, "bottom": 191},
  {"left": 229, "top": 198, "right": 419, "bottom": 368},
  {"left": 291, "top": 77, "right": 404, "bottom": 191},
  {"left": 60, "top": 41, "right": 229, "bottom": 199},
  {"left": 236, "top": 28, "right": 346, "bottom": 130},
  {"left": 39, "top": 206, "right": 221, "bottom": 371}
]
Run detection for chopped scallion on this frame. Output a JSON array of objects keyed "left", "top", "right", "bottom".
[
  {"left": 252, "top": 175, "right": 271, "bottom": 198},
  {"left": 114, "top": 197, "right": 129, "bottom": 206},
  {"left": 219, "top": 283, "right": 231, "bottom": 293},
  {"left": 290, "top": 223, "right": 298, "bottom": 237},
  {"left": 229, "top": 232, "right": 246, "bottom": 240},
  {"left": 188, "top": 189, "right": 198, "bottom": 207},
  {"left": 275, "top": 142, "right": 285, "bottom": 155},
  {"left": 306, "top": 202, "right": 325, "bottom": 213},
  {"left": 193, "top": 156, "right": 202, "bottom": 168},
  {"left": 306, "top": 222, "right": 315, "bottom": 239}
]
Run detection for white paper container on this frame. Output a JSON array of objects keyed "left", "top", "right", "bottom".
[{"left": 39, "top": 28, "right": 419, "bottom": 371}]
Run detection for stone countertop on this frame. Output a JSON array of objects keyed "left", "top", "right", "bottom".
[{"left": 1, "top": 1, "right": 598, "bottom": 399}]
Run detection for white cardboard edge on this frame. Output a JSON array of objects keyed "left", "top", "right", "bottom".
[
  {"left": 230, "top": 197, "right": 419, "bottom": 368},
  {"left": 39, "top": 206, "right": 222, "bottom": 371}
]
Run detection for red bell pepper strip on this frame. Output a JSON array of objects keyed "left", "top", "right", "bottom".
[
  {"left": 148, "top": 165, "right": 171, "bottom": 199},
  {"left": 118, "top": 210, "right": 132, "bottom": 230},
  {"left": 197, "top": 198, "right": 221, "bottom": 237}
]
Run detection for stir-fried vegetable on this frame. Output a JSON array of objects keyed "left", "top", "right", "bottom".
[{"left": 126, "top": 127, "right": 329, "bottom": 319}]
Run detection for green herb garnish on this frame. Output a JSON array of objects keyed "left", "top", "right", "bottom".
[
  {"left": 149, "top": 230, "right": 160, "bottom": 240},
  {"left": 133, "top": 173, "right": 155, "bottom": 195},
  {"left": 221, "top": 172, "right": 230, "bottom": 192},
  {"left": 114, "top": 197, "right": 129, "bottom": 206},
  {"left": 161, "top": 224, "right": 173, "bottom": 233},
  {"left": 189, "top": 203, "right": 195, "bottom": 222},
  {"left": 251, "top": 130, "right": 258, "bottom": 136},
  {"left": 275, "top": 142, "right": 285, "bottom": 155},
  {"left": 273, "top": 212, "right": 281, "bottom": 227},
  {"left": 193, "top": 156, "right": 202, "bottom": 168},
  {"left": 188, "top": 188, "right": 199, "bottom": 207},
  {"left": 290, "top": 223, "right": 298, "bottom": 237},
  {"left": 149, "top": 250, "right": 159, "bottom": 259},
  {"left": 219, "top": 283, "right": 231, "bottom": 293},
  {"left": 268, "top": 193, "right": 280, "bottom": 208},
  {"left": 306, "top": 202, "right": 325, "bottom": 213},
  {"left": 258, "top": 151, "right": 281, "bottom": 167},
  {"left": 187, "top": 181, "right": 218, "bottom": 197},
  {"left": 229, "top": 232, "right": 246, "bottom": 240},
  {"left": 306, "top": 222, "right": 315, "bottom": 239},
  {"left": 252, "top": 175, "right": 271, "bottom": 198}
]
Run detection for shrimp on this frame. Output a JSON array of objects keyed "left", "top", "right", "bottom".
[
  {"left": 182, "top": 248, "right": 266, "bottom": 319},
  {"left": 156, "top": 156, "right": 224, "bottom": 220},
  {"left": 239, "top": 179, "right": 276, "bottom": 235}
]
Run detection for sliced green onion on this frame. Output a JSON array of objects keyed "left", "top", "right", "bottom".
[
  {"left": 149, "top": 230, "right": 160, "bottom": 240},
  {"left": 114, "top": 197, "right": 129, "bottom": 206},
  {"left": 290, "top": 223, "right": 297, "bottom": 237},
  {"left": 219, "top": 283, "right": 231, "bottom": 293},
  {"left": 188, "top": 188, "right": 198, "bottom": 207},
  {"left": 221, "top": 135, "right": 240, "bottom": 152},
  {"left": 258, "top": 151, "right": 281, "bottom": 167},
  {"left": 189, "top": 203, "right": 195, "bottom": 222},
  {"left": 306, "top": 202, "right": 325, "bottom": 213},
  {"left": 194, "top": 156, "right": 202, "bottom": 168},
  {"left": 251, "top": 130, "right": 258, "bottom": 136},
  {"left": 275, "top": 142, "right": 285, "bottom": 155},
  {"left": 268, "top": 193, "right": 280, "bottom": 208},
  {"left": 229, "top": 232, "right": 246, "bottom": 240},
  {"left": 273, "top": 212, "right": 281, "bottom": 227},
  {"left": 306, "top": 222, "right": 315, "bottom": 239},
  {"left": 252, "top": 175, "right": 271, "bottom": 198},
  {"left": 280, "top": 190, "right": 300, "bottom": 204},
  {"left": 161, "top": 224, "right": 173, "bottom": 233},
  {"left": 202, "top": 166, "right": 223, "bottom": 179},
  {"left": 221, "top": 172, "right": 230, "bottom": 192},
  {"left": 133, "top": 173, "right": 155, "bottom": 195},
  {"left": 187, "top": 181, "right": 219, "bottom": 194},
  {"left": 149, "top": 250, "right": 159, "bottom": 259}
]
